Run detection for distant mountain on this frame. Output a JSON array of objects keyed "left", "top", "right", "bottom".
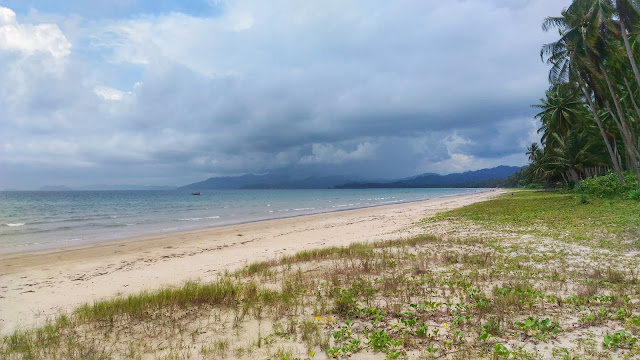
[
  {"left": 180, "top": 174, "right": 356, "bottom": 190},
  {"left": 180, "top": 166, "right": 523, "bottom": 190},
  {"left": 38, "top": 185, "right": 74, "bottom": 191},
  {"left": 37, "top": 185, "right": 177, "bottom": 191},
  {"left": 334, "top": 166, "right": 524, "bottom": 189},
  {"left": 79, "top": 185, "right": 178, "bottom": 191}
]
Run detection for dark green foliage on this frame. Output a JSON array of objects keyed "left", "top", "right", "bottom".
[
  {"left": 531, "top": 0, "right": 640, "bottom": 187},
  {"left": 574, "top": 172, "right": 639, "bottom": 197},
  {"left": 628, "top": 189, "right": 640, "bottom": 201},
  {"left": 579, "top": 194, "right": 588, "bottom": 204}
]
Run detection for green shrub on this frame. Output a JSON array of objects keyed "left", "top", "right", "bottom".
[
  {"left": 333, "top": 289, "right": 358, "bottom": 317},
  {"left": 579, "top": 194, "right": 588, "bottom": 204},
  {"left": 628, "top": 189, "right": 640, "bottom": 201},
  {"left": 574, "top": 172, "right": 638, "bottom": 198}
]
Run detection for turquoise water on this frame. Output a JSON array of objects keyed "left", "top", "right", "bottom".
[{"left": 0, "top": 188, "right": 485, "bottom": 254}]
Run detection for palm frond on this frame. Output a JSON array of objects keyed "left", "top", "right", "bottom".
[{"left": 542, "top": 16, "right": 568, "bottom": 32}]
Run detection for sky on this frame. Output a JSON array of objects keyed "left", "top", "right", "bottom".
[{"left": 0, "top": 0, "right": 572, "bottom": 190}]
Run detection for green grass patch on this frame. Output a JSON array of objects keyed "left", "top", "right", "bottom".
[{"left": 430, "top": 191, "right": 640, "bottom": 250}]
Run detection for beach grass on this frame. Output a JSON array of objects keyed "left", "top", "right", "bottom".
[{"left": 2, "top": 190, "right": 640, "bottom": 359}]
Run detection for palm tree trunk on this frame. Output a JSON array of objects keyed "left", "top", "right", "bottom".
[
  {"left": 601, "top": 65, "right": 640, "bottom": 166},
  {"left": 620, "top": 21, "right": 640, "bottom": 91},
  {"left": 601, "top": 65, "right": 634, "bottom": 139},
  {"left": 579, "top": 81, "right": 626, "bottom": 184},
  {"left": 624, "top": 77, "right": 640, "bottom": 119},
  {"left": 606, "top": 104, "right": 640, "bottom": 184},
  {"left": 568, "top": 168, "right": 580, "bottom": 184},
  {"left": 605, "top": 104, "right": 639, "bottom": 166}
]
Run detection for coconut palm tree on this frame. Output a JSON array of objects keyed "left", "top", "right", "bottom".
[
  {"left": 526, "top": 143, "right": 552, "bottom": 184},
  {"left": 549, "top": 127, "right": 609, "bottom": 184},
  {"left": 540, "top": 15, "right": 622, "bottom": 181},
  {"left": 533, "top": 83, "right": 587, "bottom": 148},
  {"left": 540, "top": 1, "right": 639, "bottom": 184},
  {"left": 614, "top": 0, "right": 640, "bottom": 89},
  {"left": 568, "top": 0, "right": 640, "bottom": 179}
]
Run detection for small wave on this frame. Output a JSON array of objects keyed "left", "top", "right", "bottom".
[
  {"left": 5, "top": 223, "right": 25, "bottom": 227},
  {"left": 294, "top": 208, "right": 316, "bottom": 211},
  {"left": 178, "top": 218, "right": 202, "bottom": 221},
  {"left": 207, "top": 216, "right": 220, "bottom": 219},
  {"left": 100, "top": 224, "right": 128, "bottom": 228}
]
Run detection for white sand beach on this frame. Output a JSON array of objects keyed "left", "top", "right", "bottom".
[{"left": 0, "top": 190, "right": 504, "bottom": 335}]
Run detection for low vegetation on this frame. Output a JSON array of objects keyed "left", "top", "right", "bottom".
[
  {"left": 2, "top": 191, "right": 640, "bottom": 359},
  {"left": 574, "top": 172, "right": 640, "bottom": 200}
]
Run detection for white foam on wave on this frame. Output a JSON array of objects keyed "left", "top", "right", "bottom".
[
  {"left": 178, "top": 218, "right": 202, "bottom": 221},
  {"left": 5, "top": 223, "right": 25, "bottom": 227},
  {"left": 207, "top": 216, "right": 220, "bottom": 219}
]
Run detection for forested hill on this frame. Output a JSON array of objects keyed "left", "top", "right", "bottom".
[
  {"left": 334, "top": 166, "right": 523, "bottom": 189},
  {"left": 180, "top": 166, "right": 523, "bottom": 190}
]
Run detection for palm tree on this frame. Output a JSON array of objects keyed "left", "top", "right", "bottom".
[
  {"left": 549, "top": 128, "right": 608, "bottom": 184},
  {"left": 569, "top": 0, "right": 640, "bottom": 179},
  {"left": 533, "top": 83, "right": 586, "bottom": 148},
  {"left": 526, "top": 143, "right": 551, "bottom": 184},
  {"left": 526, "top": 143, "right": 541, "bottom": 162},
  {"left": 540, "top": 1, "right": 639, "bottom": 184},
  {"left": 577, "top": 76, "right": 626, "bottom": 183},
  {"left": 540, "top": 11, "right": 624, "bottom": 182},
  {"left": 614, "top": 0, "right": 640, "bottom": 89}
]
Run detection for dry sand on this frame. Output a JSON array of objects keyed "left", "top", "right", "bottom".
[{"left": 0, "top": 190, "right": 505, "bottom": 335}]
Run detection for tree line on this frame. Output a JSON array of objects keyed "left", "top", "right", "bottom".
[{"left": 524, "top": 0, "right": 640, "bottom": 188}]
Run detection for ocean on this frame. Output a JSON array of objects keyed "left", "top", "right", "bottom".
[{"left": 0, "top": 188, "right": 485, "bottom": 254}]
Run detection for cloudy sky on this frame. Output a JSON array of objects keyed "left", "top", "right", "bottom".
[{"left": 0, "top": 0, "right": 570, "bottom": 189}]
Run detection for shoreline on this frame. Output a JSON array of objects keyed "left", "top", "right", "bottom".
[
  {"left": 0, "top": 189, "right": 505, "bottom": 335},
  {"left": 0, "top": 188, "right": 488, "bottom": 256}
]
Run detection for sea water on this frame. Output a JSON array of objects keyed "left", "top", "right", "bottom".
[{"left": 0, "top": 188, "right": 485, "bottom": 254}]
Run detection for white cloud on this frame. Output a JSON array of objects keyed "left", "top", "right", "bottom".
[
  {"left": 0, "top": 6, "right": 71, "bottom": 58},
  {"left": 300, "top": 142, "right": 377, "bottom": 165},
  {"left": 94, "top": 86, "right": 126, "bottom": 100},
  {"left": 430, "top": 153, "right": 476, "bottom": 174},
  {"left": 442, "top": 133, "right": 475, "bottom": 154}
]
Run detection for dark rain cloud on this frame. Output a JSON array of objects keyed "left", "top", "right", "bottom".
[{"left": 0, "top": 0, "right": 571, "bottom": 189}]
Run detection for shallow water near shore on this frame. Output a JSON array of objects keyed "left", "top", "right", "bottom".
[{"left": 0, "top": 188, "right": 485, "bottom": 254}]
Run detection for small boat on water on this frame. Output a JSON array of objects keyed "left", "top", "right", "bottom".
[{"left": 191, "top": 192, "right": 201, "bottom": 195}]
